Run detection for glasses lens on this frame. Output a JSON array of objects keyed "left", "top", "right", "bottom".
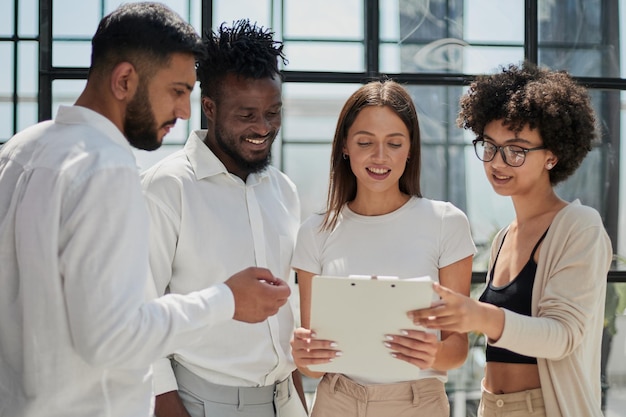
[
  {"left": 504, "top": 145, "right": 525, "bottom": 167},
  {"left": 475, "top": 140, "right": 495, "bottom": 162}
]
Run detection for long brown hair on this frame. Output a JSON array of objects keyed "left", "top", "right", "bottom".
[{"left": 321, "top": 79, "right": 422, "bottom": 230}]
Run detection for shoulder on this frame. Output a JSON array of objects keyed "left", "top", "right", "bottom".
[
  {"left": 140, "top": 149, "right": 190, "bottom": 190},
  {"left": 412, "top": 198, "right": 469, "bottom": 221},
  {"left": 300, "top": 212, "right": 326, "bottom": 232},
  {"left": 265, "top": 165, "right": 298, "bottom": 192},
  {"left": 554, "top": 201, "right": 604, "bottom": 229}
]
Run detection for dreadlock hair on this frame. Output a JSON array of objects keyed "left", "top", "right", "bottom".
[{"left": 197, "top": 19, "right": 287, "bottom": 101}]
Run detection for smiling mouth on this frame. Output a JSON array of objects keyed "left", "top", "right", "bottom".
[
  {"left": 493, "top": 173, "right": 511, "bottom": 180},
  {"left": 245, "top": 137, "right": 268, "bottom": 145},
  {"left": 368, "top": 167, "right": 390, "bottom": 175}
]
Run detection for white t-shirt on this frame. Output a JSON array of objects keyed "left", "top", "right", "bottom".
[{"left": 292, "top": 196, "right": 476, "bottom": 383}]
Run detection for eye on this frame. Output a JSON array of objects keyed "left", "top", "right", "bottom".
[
  {"left": 357, "top": 142, "right": 372, "bottom": 147},
  {"left": 388, "top": 143, "right": 402, "bottom": 149}
]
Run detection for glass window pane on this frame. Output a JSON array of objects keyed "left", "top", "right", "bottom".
[
  {"left": 284, "top": 0, "right": 362, "bottom": 40},
  {"left": 213, "top": 0, "right": 271, "bottom": 28},
  {"left": 18, "top": 0, "right": 38, "bottom": 37},
  {"left": 16, "top": 102, "right": 37, "bottom": 132},
  {"left": 282, "top": 83, "right": 359, "bottom": 143},
  {"left": 53, "top": 0, "right": 100, "bottom": 38},
  {"left": 283, "top": 143, "right": 331, "bottom": 220},
  {"left": 0, "top": 103, "right": 13, "bottom": 140},
  {"left": 52, "top": 80, "right": 86, "bottom": 117},
  {"left": 538, "top": 0, "right": 618, "bottom": 77},
  {"left": 464, "top": 0, "right": 523, "bottom": 43},
  {"left": 1, "top": 1, "right": 14, "bottom": 36},
  {"left": 285, "top": 42, "right": 364, "bottom": 72},
  {"left": 0, "top": 43, "right": 12, "bottom": 95},
  {"left": 18, "top": 42, "right": 37, "bottom": 95},
  {"left": 52, "top": 41, "right": 91, "bottom": 67},
  {"left": 380, "top": 0, "right": 524, "bottom": 74}
]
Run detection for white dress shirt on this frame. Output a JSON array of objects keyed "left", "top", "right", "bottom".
[
  {"left": 141, "top": 130, "right": 301, "bottom": 395},
  {"left": 0, "top": 106, "right": 235, "bottom": 417}
]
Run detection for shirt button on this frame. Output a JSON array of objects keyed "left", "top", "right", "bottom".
[{"left": 496, "top": 399, "right": 504, "bottom": 407}]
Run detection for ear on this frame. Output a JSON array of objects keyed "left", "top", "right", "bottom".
[
  {"left": 110, "top": 62, "right": 139, "bottom": 101},
  {"left": 545, "top": 151, "right": 558, "bottom": 170},
  {"left": 201, "top": 96, "right": 217, "bottom": 124}
]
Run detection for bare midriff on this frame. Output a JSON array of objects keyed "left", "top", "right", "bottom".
[{"left": 484, "top": 362, "right": 541, "bottom": 394}]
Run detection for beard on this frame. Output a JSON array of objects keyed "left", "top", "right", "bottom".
[
  {"left": 124, "top": 82, "right": 161, "bottom": 151},
  {"left": 214, "top": 124, "right": 273, "bottom": 175}
]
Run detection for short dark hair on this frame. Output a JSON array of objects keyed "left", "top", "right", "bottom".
[
  {"left": 457, "top": 62, "right": 597, "bottom": 185},
  {"left": 322, "top": 79, "right": 422, "bottom": 230},
  {"left": 90, "top": 2, "right": 203, "bottom": 78},
  {"left": 197, "top": 19, "right": 286, "bottom": 100}
]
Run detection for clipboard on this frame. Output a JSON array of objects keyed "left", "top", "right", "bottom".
[{"left": 309, "top": 275, "right": 435, "bottom": 380}]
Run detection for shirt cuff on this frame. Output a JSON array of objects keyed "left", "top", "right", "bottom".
[
  {"left": 152, "top": 357, "right": 179, "bottom": 396},
  {"left": 202, "top": 282, "right": 235, "bottom": 324}
]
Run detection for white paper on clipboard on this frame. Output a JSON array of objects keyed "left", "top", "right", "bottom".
[{"left": 308, "top": 274, "right": 435, "bottom": 380}]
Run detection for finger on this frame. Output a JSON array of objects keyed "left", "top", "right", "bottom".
[
  {"left": 388, "top": 351, "right": 434, "bottom": 369},
  {"left": 384, "top": 335, "right": 438, "bottom": 355},
  {"left": 390, "top": 329, "right": 438, "bottom": 343}
]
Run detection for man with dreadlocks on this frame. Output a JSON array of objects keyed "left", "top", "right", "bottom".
[{"left": 140, "top": 19, "right": 307, "bottom": 417}]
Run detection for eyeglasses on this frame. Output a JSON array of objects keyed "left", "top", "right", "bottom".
[{"left": 472, "top": 138, "right": 546, "bottom": 167}]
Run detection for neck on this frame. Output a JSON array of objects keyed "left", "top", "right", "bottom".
[
  {"left": 511, "top": 188, "right": 566, "bottom": 226},
  {"left": 75, "top": 81, "right": 125, "bottom": 133},
  {"left": 348, "top": 190, "right": 410, "bottom": 216}
]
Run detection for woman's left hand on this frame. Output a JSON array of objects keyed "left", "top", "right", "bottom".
[{"left": 384, "top": 329, "right": 440, "bottom": 369}]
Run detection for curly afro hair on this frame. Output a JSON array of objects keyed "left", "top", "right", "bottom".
[
  {"left": 457, "top": 62, "right": 597, "bottom": 185},
  {"left": 197, "top": 19, "right": 287, "bottom": 101}
]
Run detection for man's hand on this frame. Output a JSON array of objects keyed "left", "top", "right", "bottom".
[
  {"left": 225, "top": 267, "right": 291, "bottom": 323},
  {"left": 154, "top": 391, "right": 191, "bottom": 417}
]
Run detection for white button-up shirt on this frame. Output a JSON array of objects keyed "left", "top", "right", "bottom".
[
  {"left": 0, "top": 106, "right": 234, "bottom": 417},
  {"left": 141, "top": 131, "right": 300, "bottom": 394}
]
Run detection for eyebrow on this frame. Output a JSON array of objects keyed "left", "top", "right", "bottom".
[
  {"left": 482, "top": 134, "right": 532, "bottom": 145},
  {"left": 353, "top": 131, "right": 407, "bottom": 138},
  {"left": 173, "top": 82, "right": 194, "bottom": 92}
]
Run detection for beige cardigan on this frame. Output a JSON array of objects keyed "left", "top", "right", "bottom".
[{"left": 487, "top": 200, "right": 612, "bottom": 417}]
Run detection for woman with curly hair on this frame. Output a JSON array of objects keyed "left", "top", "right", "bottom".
[{"left": 410, "top": 62, "right": 613, "bottom": 417}]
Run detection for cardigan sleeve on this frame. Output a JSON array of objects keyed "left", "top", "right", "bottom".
[{"left": 489, "top": 204, "right": 612, "bottom": 359}]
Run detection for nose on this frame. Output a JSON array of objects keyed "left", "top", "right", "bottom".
[
  {"left": 490, "top": 147, "right": 508, "bottom": 167},
  {"left": 372, "top": 143, "right": 386, "bottom": 161},
  {"left": 175, "top": 96, "right": 192, "bottom": 121},
  {"left": 254, "top": 117, "right": 278, "bottom": 137}
]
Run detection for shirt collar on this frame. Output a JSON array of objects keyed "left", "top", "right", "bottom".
[
  {"left": 185, "top": 130, "right": 269, "bottom": 184},
  {"left": 55, "top": 105, "right": 134, "bottom": 155}
]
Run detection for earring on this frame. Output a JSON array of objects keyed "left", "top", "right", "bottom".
[
  {"left": 546, "top": 163, "right": 553, "bottom": 170},
  {"left": 342, "top": 153, "right": 348, "bottom": 160}
]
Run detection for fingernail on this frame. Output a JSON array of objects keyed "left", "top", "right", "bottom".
[
  {"left": 390, "top": 353, "right": 397, "bottom": 358},
  {"left": 335, "top": 351, "right": 343, "bottom": 357},
  {"left": 401, "top": 330, "right": 409, "bottom": 336},
  {"left": 407, "top": 312, "right": 414, "bottom": 320},
  {"left": 385, "top": 335, "right": 393, "bottom": 341},
  {"left": 330, "top": 342, "right": 338, "bottom": 347},
  {"left": 311, "top": 332, "right": 317, "bottom": 338},
  {"left": 383, "top": 342, "right": 391, "bottom": 348}
]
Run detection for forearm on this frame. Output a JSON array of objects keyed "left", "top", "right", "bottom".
[
  {"left": 432, "top": 331, "right": 468, "bottom": 371},
  {"left": 155, "top": 390, "right": 191, "bottom": 417},
  {"left": 291, "top": 369, "right": 309, "bottom": 413}
]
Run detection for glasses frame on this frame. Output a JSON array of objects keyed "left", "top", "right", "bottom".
[{"left": 472, "top": 138, "right": 546, "bottom": 167}]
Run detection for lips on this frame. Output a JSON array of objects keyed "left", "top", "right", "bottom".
[{"left": 244, "top": 137, "right": 268, "bottom": 145}]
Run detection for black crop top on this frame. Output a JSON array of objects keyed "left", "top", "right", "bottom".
[{"left": 478, "top": 228, "right": 549, "bottom": 364}]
